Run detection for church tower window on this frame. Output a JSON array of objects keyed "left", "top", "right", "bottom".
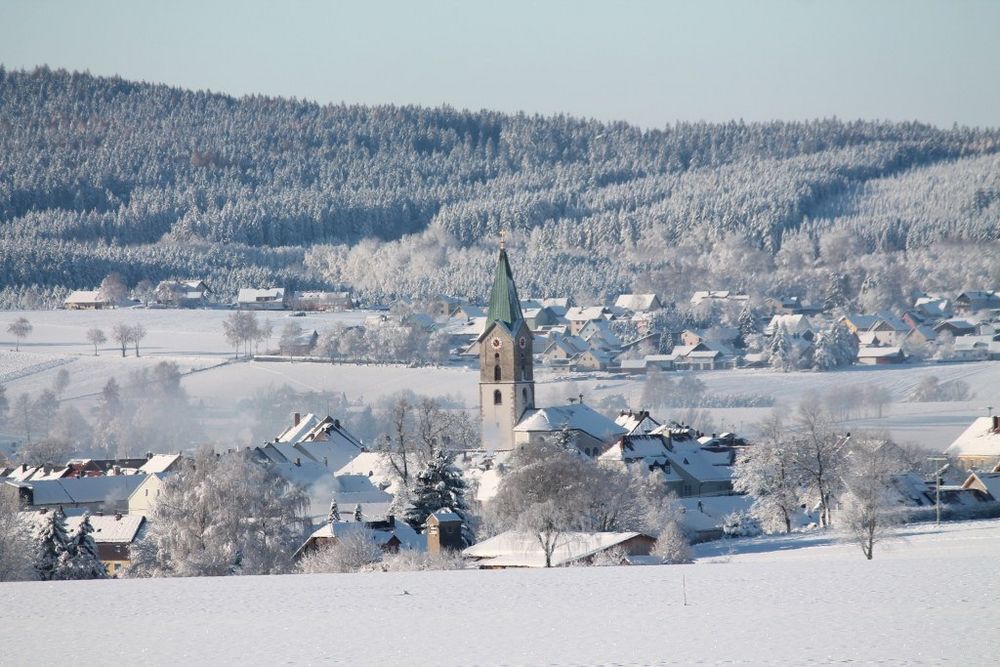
[
  {"left": 494, "top": 365, "right": 501, "bottom": 381},
  {"left": 494, "top": 390, "right": 502, "bottom": 405}
]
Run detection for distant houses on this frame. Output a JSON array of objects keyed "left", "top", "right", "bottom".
[
  {"left": 237, "top": 287, "right": 289, "bottom": 310},
  {"left": 64, "top": 290, "right": 111, "bottom": 310},
  {"left": 156, "top": 279, "right": 211, "bottom": 308}
]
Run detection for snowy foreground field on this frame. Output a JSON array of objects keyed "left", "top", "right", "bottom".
[{"left": 2, "top": 519, "right": 997, "bottom": 665}]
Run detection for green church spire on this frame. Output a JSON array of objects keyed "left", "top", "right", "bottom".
[{"left": 485, "top": 233, "right": 524, "bottom": 331}]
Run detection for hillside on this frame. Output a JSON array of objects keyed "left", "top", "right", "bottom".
[
  {"left": 1, "top": 67, "right": 999, "bottom": 306},
  {"left": 2, "top": 519, "right": 997, "bottom": 664}
]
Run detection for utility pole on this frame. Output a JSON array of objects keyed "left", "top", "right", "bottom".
[{"left": 928, "top": 457, "right": 949, "bottom": 527}]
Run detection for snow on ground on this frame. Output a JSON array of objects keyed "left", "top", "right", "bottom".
[
  {"left": 2, "top": 518, "right": 998, "bottom": 665},
  {"left": 1, "top": 310, "right": 998, "bottom": 451}
]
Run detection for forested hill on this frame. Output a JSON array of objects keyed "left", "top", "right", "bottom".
[{"left": 1, "top": 66, "right": 999, "bottom": 307}]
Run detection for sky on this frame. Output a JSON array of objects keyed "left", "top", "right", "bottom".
[{"left": 2, "top": 0, "right": 998, "bottom": 128}]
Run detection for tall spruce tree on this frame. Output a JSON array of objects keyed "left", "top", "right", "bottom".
[
  {"left": 34, "top": 510, "right": 71, "bottom": 581},
  {"left": 403, "top": 448, "right": 472, "bottom": 545},
  {"left": 64, "top": 513, "right": 108, "bottom": 579}
]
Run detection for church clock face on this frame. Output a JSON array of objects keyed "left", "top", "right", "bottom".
[
  {"left": 518, "top": 336, "right": 527, "bottom": 349},
  {"left": 490, "top": 336, "right": 503, "bottom": 350}
]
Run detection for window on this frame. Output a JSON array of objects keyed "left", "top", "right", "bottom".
[
  {"left": 522, "top": 388, "right": 528, "bottom": 402},
  {"left": 494, "top": 365, "right": 501, "bottom": 381},
  {"left": 493, "top": 390, "right": 502, "bottom": 405}
]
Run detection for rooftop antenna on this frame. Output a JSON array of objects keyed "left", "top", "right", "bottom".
[{"left": 988, "top": 406, "right": 994, "bottom": 417}]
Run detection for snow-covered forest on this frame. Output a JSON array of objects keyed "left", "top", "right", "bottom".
[{"left": 1, "top": 67, "right": 999, "bottom": 308}]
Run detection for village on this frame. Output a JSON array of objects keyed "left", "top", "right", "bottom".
[{"left": 4, "top": 247, "right": 1000, "bottom": 578}]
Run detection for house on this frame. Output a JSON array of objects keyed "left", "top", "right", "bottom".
[
  {"left": 65, "top": 512, "right": 146, "bottom": 576},
  {"left": 522, "top": 306, "right": 560, "bottom": 330},
  {"left": 952, "top": 336, "right": 994, "bottom": 361},
  {"left": 945, "top": 416, "right": 1000, "bottom": 469},
  {"left": 954, "top": 291, "right": 1000, "bottom": 316},
  {"left": 430, "top": 295, "right": 464, "bottom": 319},
  {"left": 579, "top": 319, "right": 621, "bottom": 350},
  {"left": 839, "top": 314, "right": 881, "bottom": 335},
  {"left": 856, "top": 346, "right": 905, "bottom": 365},
  {"left": 8, "top": 476, "right": 146, "bottom": 513},
  {"left": 615, "top": 410, "right": 662, "bottom": 435},
  {"left": 425, "top": 508, "right": 466, "bottom": 554},
  {"left": 764, "top": 314, "right": 815, "bottom": 340},
  {"left": 866, "top": 315, "right": 912, "bottom": 346},
  {"left": 613, "top": 293, "right": 662, "bottom": 314},
  {"left": 565, "top": 306, "right": 611, "bottom": 335},
  {"left": 541, "top": 336, "right": 589, "bottom": 365},
  {"left": 763, "top": 296, "right": 803, "bottom": 315},
  {"left": 289, "top": 290, "right": 354, "bottom": 311},
  {"left": 689, "top": 291, "right": 749, "bottom": 307},
  {"left": 138, "top": 454, "right": 184, "bottom": 475},
  {"left": 63, "top": 290, "right": 109, "bottom": 310},
  {"left": 960, "top": 471, "right": 1000, "bottom": 501},
  {"left": 934, "top": 318, "right": 978, "bottom": 338},
  {"left": 574, "top": 348, "right": 616, "bottom": 371},
  {"left": 281, "top": 329, "right": 319, "bottom": 356},
  {"left": 598, "top": 435, "right": 734, "bottom": 497},
  {"left": 295, "top": 515, "right": 425, "bottom": 559},
  {"left": 261, "top": 413, "right": 367, "bottom": 473},
  {"left": 237, "top": 287, "right": 288, "bottom": 310},
  {"left": 618, "top": 358, "right": 649, "bottom": 374},
  {"left": 513, "top": 403, "right": 627, "bottom": 457},
  {"left": 677, "top": 495, "right": 754, "bottom": 543},
  {"left": 127, "top": 473, "right": 169, "bottom": 517},
  {"left": 913, "top": 296, "right": 952, "bottom": 320},
  {"left": 463, "top": 530, "right": 656, "bottom": 568},
  {"left": 155, "top": 279, "right": 211, "bottom": 307},
  {"left": 906, "top": 325, "right": 937, "bottom": 346}
]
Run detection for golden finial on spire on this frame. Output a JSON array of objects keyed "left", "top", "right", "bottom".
[{"left": 499, "top": 229, "right": 507, "bottom": 250}]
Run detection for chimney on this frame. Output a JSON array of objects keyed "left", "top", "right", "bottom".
[
  {"left": 293, "top": 412, "right": 301, "bottom": 426},
  {"left": 294, "top": 457, "right": 301, "bottom": 467},
  {"left": 146, "top": 452, "right": 153, "bottom": 460},
  {"left": 993, "top": 415, "right": 999, "bottom": 432},
  {"left": 333, "top": 419, "right": 341, "bottom": 428},
  {"left": 579, "top": 393, "right": 584, "bottom": 404}
]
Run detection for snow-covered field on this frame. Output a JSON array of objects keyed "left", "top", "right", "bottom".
[
  {"left": 1, "top": 518, "right": 997, "bottom": 665},
  {"left": 1, "top": 309, "right": 998, "bottom": 451}
]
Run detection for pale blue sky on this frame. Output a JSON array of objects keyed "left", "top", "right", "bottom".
[{"left": 2, "top": 0, "right": 998, "bottom": 127}]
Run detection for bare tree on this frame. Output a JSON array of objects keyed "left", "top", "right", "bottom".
[
  {"left": 112, "top": 323, "right": 132, "bottom": 357},
  {"left": 85, "top": 327, "right": 106, "bottom": 355},
  {"left": 133, "top": 279, "right": 155, "bottom": 306},
  {"left": 789, "top": 396, "right": 850, "bottom": 528},
  {"left": 840, "top": 439, "right": 904, "bottom": 560},
  {"left": 7, "top": 317, "right": 32, "bottom": 351},
  {"left": 131, "top": 323, "right": 147, "bottom": 357}
]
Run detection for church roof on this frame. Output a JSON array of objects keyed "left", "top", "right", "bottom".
[
  {"left": 514, "top": 404, "right": 627, "bottom": 442},
  {"left": 485, "top": 248, "right": 524, "bottom": 334}
]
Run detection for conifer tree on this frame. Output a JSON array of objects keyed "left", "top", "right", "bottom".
[
  {"left": 34, "top": 510, "right": 71, "bottom": 581},
  {"left": 64, "top": 513, "right": 108, "bottom": 579},
  {"left": 353, "top": 503, "right": 363, "bottom": 522},
  {"left": 403, "top": 448, "right": 473, "bottom": 545}
]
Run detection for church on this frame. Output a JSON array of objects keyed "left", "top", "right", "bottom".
[{"left": 477, "top": 240, "right": 626, "bottom": 452}]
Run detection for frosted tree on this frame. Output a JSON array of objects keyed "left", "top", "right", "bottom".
[
  {"left": 403, "top": 448, "right": 473, "bottom": 545},
  {"left": 52, "top": 368, "right": 71, "bottom": 396},
  {"left": 736, "top": 304, "right": 756, "bottom": 347},
  {"left": 279, "top": 321, "right": 304, "bottom": 356},
  {"left": 353, "top": 503, "right": 363, "bottom": 522},
  {"left": 651, "top": 517, "right": 691, "bottom": 564},
  {"left": 131, "top": 323, "right": 147, "bottom": 357},
  {"left": 86, "top": 327, "right": 107, "bottom": 355},
  {"left": 769, "top": 327, "right": 792, "bottom": 372},
  {"left": 298, "top": 527, "right": 383, "bottom": 574},
  {"left": 112, "top": 323, "right": 132, "bottom": 358},
  {"left": 133, "top": 279, "right": 155, "bottom": 306},
  {"left": 62, "top": 513, "right": 107, "bottom": 579},
  {"left": 130, "top": 448, "right": 308, "bottom": 577},
  {"left": 811, "top": 331, "right": 838, "bottom": 371},
  {"left": 34, "top": 510, "right": 71, "bottom": 581},
  {"left": 0, "top": 492, "right": 34, "bottom": 581},
  {"left": 7, "top": 317, "right": 32, "bottom": 351},
  {"left": 840, "top": 439, "right": 903, "bottom": 560},
  {"left": 733, "top": 413, "right": 801, "bottom": 533},
  {"left": 98, "top": 272, "right": 129, "bottom": 306},
  {"left": 788, "top": 399, "right": 850, "bottom": 528}
]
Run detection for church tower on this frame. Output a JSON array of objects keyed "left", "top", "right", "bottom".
[{"left": 479, "top": 238, "right": 534, "bottom": 450}]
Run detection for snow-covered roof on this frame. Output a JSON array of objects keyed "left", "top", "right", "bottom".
[
  {"left": 962, "top": 472, "right": 1000, "bottom": 500},
  {"left": 614, "top": 294, "right": 660, "bottom": 312},
  {"left": 677, "top": 496, "right": 752, "bottom": 534},
  {"left": 614, "top": 411, "right": 662, "bottom": 435},
  {"left": 663, "top": 441, "right": 734, "bottom": 483},
  {"left": 764, "top": 314, "right": 814, "bottom": 336},
  {"left": 139, "top": 454, "right": 182, "bottom": 474},
  {"left": 463, "top": 530, "right": 650, "bottom": 568},
  {"left": 565, "top": 306, "right": 608, "bottom": 322},
  {"left": 13, "top": 476, "right": 146, "bottom": 506},
  {"left": 237, "top": 287, "right": 286, "bottom": 302},
  {"left": 514, "top": 404, "right": 627, "bottom": 442},
  {"left": 857, "top": 346, "right": 903, "bottom": 358},
  {"left": 428, "top": 508, "right": 463, "bottom": 524},
  {"left": 945, "top": 417, "right": 1000, "bottom": 458},
  {"left": 302, "top": 518, "right": 425, "bottom": 553},
  {"left": 64, "top": 290, "right": 106, "bottom": 305},
  {"left": 64, "top": 513, "right": 145, "bottom": 543}
]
